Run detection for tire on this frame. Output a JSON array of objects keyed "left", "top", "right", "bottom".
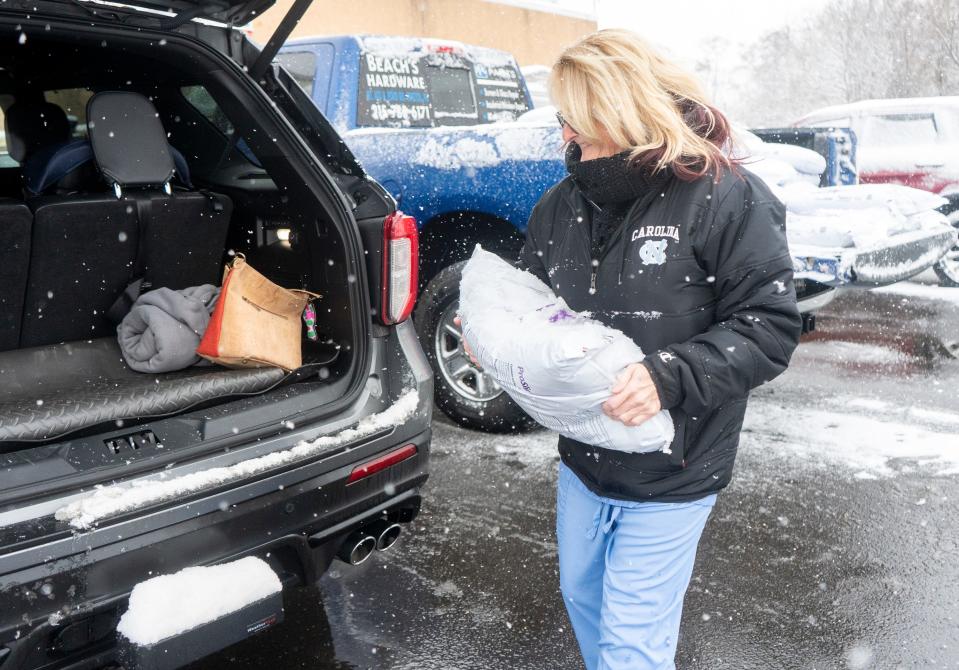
[
  {"left": 413, "top": 260, "right": 538, "bottom": 432},
  {"left": 934, "top": 207, "right": 959, "bottom": 287}
]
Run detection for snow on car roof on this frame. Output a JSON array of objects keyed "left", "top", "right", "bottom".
[
  {"left": 797, "top": 96, "right": 959, "bottom": 123},
  {"left": 352, "top": 34, "right": 518, "bottom": 67},
  {"left": 282, "top": 34, "right": 520, "bottom": 67}
]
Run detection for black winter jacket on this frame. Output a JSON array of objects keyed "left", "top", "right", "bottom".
[{"left": 518, "top": 167, "right": 802, "bottom": 502}]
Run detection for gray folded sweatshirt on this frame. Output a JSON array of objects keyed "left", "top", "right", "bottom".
[{"left": 118, "top": 285, "right": 220, "bottom": 373}]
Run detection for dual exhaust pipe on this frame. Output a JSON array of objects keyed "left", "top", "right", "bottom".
[{"left": 337, "top": 519, "right": 403, "bottom": 565}]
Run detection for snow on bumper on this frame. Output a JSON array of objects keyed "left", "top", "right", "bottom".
[
  {"left": 848, "top": 225, "right": 957, "bottom": 285},
  {"left": 792, "top": 221, "right": 958, "bottom": 287},
  {"left": 117, "top": 557, "right": 281, "bottom": 647},
  {"left": 54, "top": 390, "right": 420, "bottom": 530}
]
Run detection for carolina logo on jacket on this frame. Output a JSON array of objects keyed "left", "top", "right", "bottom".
[
  {"left": 631, "top": 225, "right": 680, "bottom": 242},
  {"left": 633, "top": 225, "right": 679, "bottom": 266},
  {"left": 639, "top": 239, "right": 668, "bottom": 265}
]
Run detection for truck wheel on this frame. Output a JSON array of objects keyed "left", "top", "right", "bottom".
[
  {"left": 413, "top": 261, "right": 538, "bottom": 432},
  {"left": 934, "top": 208, "right": 959, "bottom": 287}
]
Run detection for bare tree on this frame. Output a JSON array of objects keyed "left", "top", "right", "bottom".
[{"left": 729, "top": 0, "right": 959, "bottom": 126}]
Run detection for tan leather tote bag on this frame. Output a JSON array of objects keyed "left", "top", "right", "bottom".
[{"left": 197, "top": 254, "right": 317, "bottom": 371}]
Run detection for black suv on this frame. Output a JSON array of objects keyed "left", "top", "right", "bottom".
[{"left": 0, "top": 0, "right": 432, "bottom": 667}]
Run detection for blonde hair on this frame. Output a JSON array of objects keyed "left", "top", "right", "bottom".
[{"left": 549, "top": 29, "right": 732, "bottom": 180}]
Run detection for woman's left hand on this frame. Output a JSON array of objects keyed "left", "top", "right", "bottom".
[{"left": 602, "top": 363, "right": 662, "bottom": 426}]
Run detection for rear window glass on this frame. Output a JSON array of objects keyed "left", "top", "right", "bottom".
[
  {"left": 863, "top": 113, "right": 939, "bottom": 146},
  {"left": 275, "top": 51, "right": 317, "bottom": 96},
  {"left": 181, "top": 85, "right": 262, "bottom": 167},
  {"left": 44, "top": 88, "right": 93, "bottom": 140},
  {"left": 427, "top": 65, "right": 476, "bottom": 119},
  {"left": 356, "top": 49, "right": 529, "bottom": 129},
  {"left": 182, "top": 85, "right": 235, "bottom": 136},
  {"left": 0, "top": 90, "right": 90, "bottom": 168},
  {"left": 0, "top": 98, "right": 13, "bottom": 168}
]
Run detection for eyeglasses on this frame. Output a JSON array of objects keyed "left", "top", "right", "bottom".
[{"left": 556, "top": 111, "right": 576, "bottom": 133}]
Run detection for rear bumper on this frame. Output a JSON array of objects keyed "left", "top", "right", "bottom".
[
  {"left": 0, "top": 426, "right": 431, "bottom": 670},
  {"left": 850, "top": 226, "right": 957, "bottom": 285},
  {"left": 792, "top": 225, "right": 958, "bottom": 288},
  {"left": 796, "top": 280, "right": 837, "bottom": 314}
]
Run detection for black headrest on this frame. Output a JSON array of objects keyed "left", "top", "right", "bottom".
[
  {"left": 4, "top": 101, "right": 70, "bottom": 163},
  {"left": 88, "top": 91, "right": 174, "bottom": 188}
]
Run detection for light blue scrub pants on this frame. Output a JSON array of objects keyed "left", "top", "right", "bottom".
[{"left": 557, "top": 463, "right": 716, "bottom": 670}]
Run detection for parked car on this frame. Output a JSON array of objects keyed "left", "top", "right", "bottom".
[
  {"left": 750, "top": 126, "right": 859, "bottom": 186},
  {"left": 0, "top": 3, "right": 432, "bottom": 668},
  {"left": 277, "top": 35, "right": 956, "bottom": 432},
  {"left": 735, "top": 128, "right": 957, "bottom": 291},
  {"left": 795, "top": 97, "right": 959, "bottom": 285},
  {"left": 520, "top": 64, "right": 551, "bottom": 109}
]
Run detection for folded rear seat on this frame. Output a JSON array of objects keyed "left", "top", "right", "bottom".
[
  {"left": 21, "top": 197, "right": 140, "bottom": 347},
  {"left": 87, "top": 91, "right": 232, "bottom": 292},
  {"left": 1, "top": 101, "right": 78, "bottom": 352},
  {"left": 0, "top": 201, "right": 33, "bottom": 352},
  {"left": 19, "top": 91, "right": 232, "bottom": 348}
]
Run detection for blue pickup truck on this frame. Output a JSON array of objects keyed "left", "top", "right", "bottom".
[
  {"left": 276, "top": 35, "right": 570, "bottom": 429},
  {"left": 275, "top": 35, "right": 955, "bottom": 431}
]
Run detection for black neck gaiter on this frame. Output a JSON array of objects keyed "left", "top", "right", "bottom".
[{"left": 564, "top": 143, "right": 656, "bottom": 206}]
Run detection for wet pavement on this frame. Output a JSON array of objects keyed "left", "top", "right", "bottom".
[{"left": 201, "top": 280, "right": 959, "bottom": 669}]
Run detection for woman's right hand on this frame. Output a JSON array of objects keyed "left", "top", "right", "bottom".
[{"left": 453, "top": 316, "right": 481, "bottom": 368}]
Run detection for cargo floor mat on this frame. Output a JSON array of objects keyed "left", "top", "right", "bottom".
[{"left": 0, "top": 338, "right": 332, "bottom": 442}]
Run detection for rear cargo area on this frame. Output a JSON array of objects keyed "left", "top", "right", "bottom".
[{"left": 0, "top": 28, "right": 363, "bottom": 449}]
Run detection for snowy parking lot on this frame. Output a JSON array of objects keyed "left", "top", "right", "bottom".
[{"left": 198, "top": 277, "right": 959, "bottom": 670}]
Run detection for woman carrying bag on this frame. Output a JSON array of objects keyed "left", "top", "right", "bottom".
[{"left": 475, "top": 29, "right": 802, "bottom": 669}]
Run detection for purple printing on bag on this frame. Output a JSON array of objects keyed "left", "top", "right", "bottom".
[
  {"left": 517, "top": 366, "right": 532, "bottom": 393},
  {"left": 548, "top": 309, "right": 575, "bottom": 323}
]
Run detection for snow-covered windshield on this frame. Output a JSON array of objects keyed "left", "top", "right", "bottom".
[{"left": 862, "top": 113, "right": 939, "bottom": 147}]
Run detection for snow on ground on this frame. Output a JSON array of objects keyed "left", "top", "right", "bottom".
[
  {"left": 117, "top": 557, "right": 280, "bottom": 646},
  {"left": 874, "top": 281, "right": 959, "bottom": 306},
  {"left": 436, "top": 417, "right": 558, "bottom": 467},
  {"left": 742, "top": 398, "right": 959, "bottom": 478},
  {"left": 796, "top": 340, "right": 908, "bottom": 366},
  {"left": 908, "top": 406, "right": 959, "bottom": 425},
  {"left": 55, "top": 391, "right": 420, "bottom": 530},
  {"left": 443, "top": 388, "right": 959, "bottom": 480},
  {"left": 723, "top": 277, "right": 959, "bottom": 478},
  {"left": 449, "top": 396, "right": 959, "bottom": 481},
  {"left": 841, "top": 395, "right": 959, "bottom": 433}
]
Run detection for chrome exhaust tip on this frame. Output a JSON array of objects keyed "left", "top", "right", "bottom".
[
  {"left": 337, "top": 532, "right": 377, "bottom": 565},
  {"left": 373, "top": 522, "right": 402, "bottom": 551}
]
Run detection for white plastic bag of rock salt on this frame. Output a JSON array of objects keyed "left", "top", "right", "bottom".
[{"left": 458, "top": 246, "right": 674, "bottom": 454}]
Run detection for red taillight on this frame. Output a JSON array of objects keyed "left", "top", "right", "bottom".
[
  {"left": 381, "top": 211, "right": 418, "bottom": 325},
  {"left": 347, "top": 444, "right": 418, "bottom": 484}
]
